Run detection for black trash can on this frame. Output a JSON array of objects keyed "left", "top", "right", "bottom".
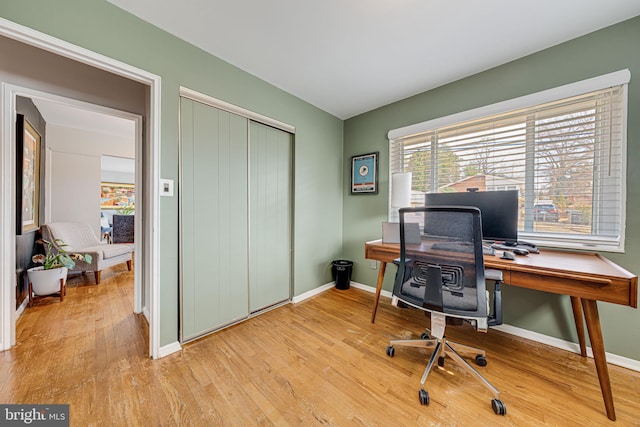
[{"left": 332, "top": 260, "right": 353, "bottom": 290}]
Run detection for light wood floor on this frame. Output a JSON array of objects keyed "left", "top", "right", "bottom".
[{"left": 2, "top": 266, "right": 640, "bottom": 426}]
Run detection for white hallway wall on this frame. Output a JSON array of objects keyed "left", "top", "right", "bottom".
[
  {"left": 102, "top": 158, "right": 135, "bottom": 184},
  {"left": 45, "top": 123, "right": 134, "bottom": 234}
]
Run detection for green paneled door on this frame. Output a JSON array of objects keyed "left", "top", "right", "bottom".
[
  {"left": 180, "top": 98, "right": 249, "bottom": 341},
  {"left": 249, "top": 122, "right": 292, "bottom": 312},
  {"left": 180, "top": 98, "right": 293, "bottom": 342}
]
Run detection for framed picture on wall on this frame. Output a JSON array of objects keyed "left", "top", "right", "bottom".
[
  {"left": 100, "top": 182, "right": 135, "bottom": 210},
  {"left": 351, "top": 152, "right": 378, "bottom": 194},
  {"left": 16, "top": 114, "right": 41, "bottom": 235}
]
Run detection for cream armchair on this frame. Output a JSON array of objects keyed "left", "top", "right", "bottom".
[{"left": 41, "top": 223, "right": 133, "bottom": 284}]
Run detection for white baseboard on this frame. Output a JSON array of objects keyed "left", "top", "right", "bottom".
[
  {"left": 292, "top": 280, "right": 392, "bottom": 304},
  {"left": 350, "top": 281, "right": 393, "bottom": 299},
  {"left": 292, "top": 282, "right": 335, "bottom": 303},
  {"left": 16, "top": 298, "right": 28, "bottom": 318},
  {"left": 160, "top": 281, "right": 640, "bottom": 371},
  {"left": 320, "top": 282, "right": 640, "bottom": 372},
  {"left": 492, "top": 324, "right": 640, "bottom": 372},
  {"left": 158, "top": 341, "right": 182, "bottom": 358}
]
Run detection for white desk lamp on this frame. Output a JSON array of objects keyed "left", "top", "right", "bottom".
[{"left": 391, "top": 172, "right": 412, "bottom": 208}]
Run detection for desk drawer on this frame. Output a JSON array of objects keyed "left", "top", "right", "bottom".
[{"left": 509, "top": 270, "right": 632, "bottom": 306}]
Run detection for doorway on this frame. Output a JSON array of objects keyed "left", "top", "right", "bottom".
[
  {"left": 0, "top": 20, "right": 162, "bottom": 357},
  {"left": 10, "top": 89, "right": 144, "bottom": 343},
  {"left": 38, "top": 94, "right": 141, "bottom": 306}
]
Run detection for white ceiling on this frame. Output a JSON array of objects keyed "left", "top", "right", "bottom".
[
  {"left": 31, "top": 99, "right": 135, "bottom": 173},
  {"left": 101, "top": 155, "right": 135, "bottom": 174},
  {"left": 105, "top": 0, "right": 640, "bottom": 119},
  {"left": 32, "top": 98, "right": 135, "bottom": 139}
]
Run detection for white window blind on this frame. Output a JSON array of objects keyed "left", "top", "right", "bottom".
[{"left": 389, "top": 73, "right": 629, "bottom": 252}]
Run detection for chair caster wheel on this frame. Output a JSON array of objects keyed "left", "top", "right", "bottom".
[
  {"left": 437, "top": 356, "right": 445, "bottom": 367},
  {"left": 420, "top": 332, "right": 430, "bottom": 340},
  {"left": 475, "top": 355, "right": 487, "bottom": 366},
  {"left": 386, "top": 346, "right": 395, "bottom": 357},
  {"left": 418, "top": 389, "right": 430, "bottom": 405},
  {"left": 491, "top": 398, "right": 507, "bottom": 415}
]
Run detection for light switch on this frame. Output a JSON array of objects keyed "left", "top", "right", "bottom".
[{"left": 160, "top": 179, "right": 174, "bottom": 197}]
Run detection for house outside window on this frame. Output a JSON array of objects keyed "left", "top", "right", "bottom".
[{"left": 388, "top": 71, "right": 629, "bottom": 252}]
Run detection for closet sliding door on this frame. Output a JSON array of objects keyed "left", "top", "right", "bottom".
[
  {"left": 180, "top": 98, "right": 249, "bottom": 341},
  {"left": 249, "top": 122, "right": 292, "bottom": 312}
]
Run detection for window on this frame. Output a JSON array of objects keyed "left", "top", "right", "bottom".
[{"left": 388, "top": 71, "right": 629, "bottom": 251}]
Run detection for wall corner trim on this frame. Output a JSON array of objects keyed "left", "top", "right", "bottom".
[{"left": 158, "top": 341, "right": 182, "bottom": 358}]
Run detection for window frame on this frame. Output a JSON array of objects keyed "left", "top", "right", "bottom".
[{"left": 388, "top": 70, "right": 630, "bottom": 252}]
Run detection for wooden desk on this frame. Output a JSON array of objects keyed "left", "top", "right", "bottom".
[{"left": 365, "top": 239, "right": 637, "bottom": 421}]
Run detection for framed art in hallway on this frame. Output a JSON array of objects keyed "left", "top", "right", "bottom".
[{"left": 16, "top": 114, "right": 41, "bottom": 235}]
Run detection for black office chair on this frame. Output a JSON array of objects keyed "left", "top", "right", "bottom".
[{"left": 386, "top": 206, "right": 506, "bottom": 415}]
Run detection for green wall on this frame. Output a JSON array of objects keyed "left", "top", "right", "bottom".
[
  {"left": 343, "top": 16, "right": 640, "bottom": 361},
  {"left": 4, "top": 0, "right": 639, "bottom": 362},
  {"left": 1, "top": 0, "right": 344, "bottom": 347}
]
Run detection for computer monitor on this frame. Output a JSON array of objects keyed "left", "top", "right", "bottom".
[{"left": 424, "top": 190, "right": 519, "bottom": 243}]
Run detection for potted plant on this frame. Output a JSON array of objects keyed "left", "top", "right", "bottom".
[
  {"left": 27, "top": 238, "right": 92, "bottom": 306},
  {"left": 115, "top": 205, "right": 134, "bottom": 215}
]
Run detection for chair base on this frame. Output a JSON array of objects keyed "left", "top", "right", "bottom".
[
  {"left": 389, "top": 335, "right": 486, "bottom": 363},
  {"left": 387, "top": 334, "right": 506, "bottom": 415}
]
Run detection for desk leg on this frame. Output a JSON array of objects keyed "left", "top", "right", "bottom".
[
  {"left": 370, "top": 261, "right": 387, "bottom": 323},
  {"left": 582, "top": 299, "right": 616, "bottom": 421},
  {"left": 570, "top": 296, "right": 587, "bottom": 357}
]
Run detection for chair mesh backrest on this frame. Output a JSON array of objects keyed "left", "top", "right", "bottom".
[{"left": 393, "top": 206, "right": 488, "bottom": 319}]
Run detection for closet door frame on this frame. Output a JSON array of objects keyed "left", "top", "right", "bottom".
[
  {"left": 180, "top": 87, "right": 295, "bottom": 134},
  {"left": 178, "top": 87, "right": 295, "bottom": 342}
]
